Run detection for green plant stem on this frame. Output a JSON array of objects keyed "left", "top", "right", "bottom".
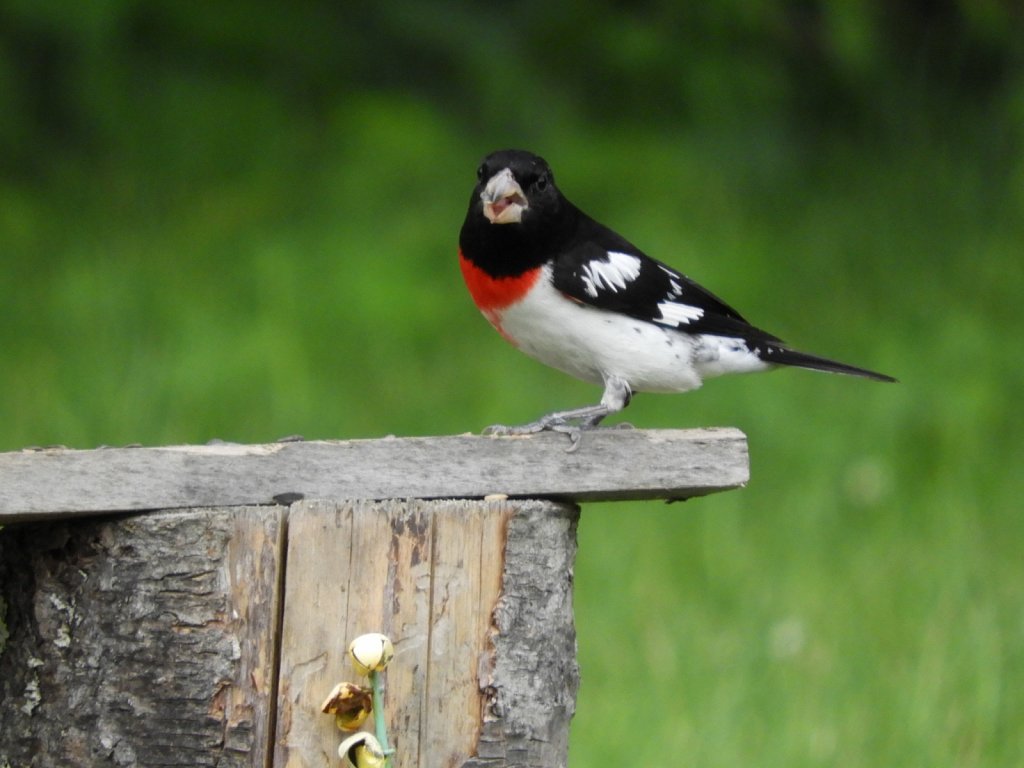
[{"left": 369, "top": 668, "right": 393, "bottom": 760}]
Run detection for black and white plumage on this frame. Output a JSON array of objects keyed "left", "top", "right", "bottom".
[{"left": 458, "top": 149, "right": 895, "bottom": 446}]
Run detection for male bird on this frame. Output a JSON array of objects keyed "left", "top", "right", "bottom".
[{"left": 459, "top": 149, "right": 894, "bottom": 446}]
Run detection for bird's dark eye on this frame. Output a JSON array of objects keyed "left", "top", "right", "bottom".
[
  {"left": 476, "top": 164, "right": 487, "bottom": 181},
  {"left": 535, "top": 173, "right": 549, "bottom": 191}
]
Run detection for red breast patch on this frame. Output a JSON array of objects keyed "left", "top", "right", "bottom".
[
  {"left": 459, "top": 250, "right": 542, "bottom": 345},
  {"left": 459, "top": 250, "right": 542, "bottom": 313}
]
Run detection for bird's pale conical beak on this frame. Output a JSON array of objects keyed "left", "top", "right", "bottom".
[{"left": 481, "top": 168, "right": 528, "bottom": 224}]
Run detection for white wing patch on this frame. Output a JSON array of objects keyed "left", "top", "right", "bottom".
[
  {"left": 580, "top": 251, "right": 642, "bottom": 298},
  {"left": 657, "top": 301, "right": 704, "bottom": 326},
  {"left": 659, "top": 265, "right": 684, "bottom": 297}
]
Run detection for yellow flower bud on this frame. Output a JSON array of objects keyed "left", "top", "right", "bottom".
[{"left": 338, "top": 732, "right": 386, "bottom": 768}]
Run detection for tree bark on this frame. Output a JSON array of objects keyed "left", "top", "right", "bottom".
[{"left": 0, "top": 507, "right": 283, "bottom": 767}]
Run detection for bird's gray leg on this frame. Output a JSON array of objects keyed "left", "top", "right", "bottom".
[{"left": 484, "top": 376, "right": 633, "bottom": 451}]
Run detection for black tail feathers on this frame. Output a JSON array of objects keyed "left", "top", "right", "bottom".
[{"left": 759, "top": 346, "right": 896, "bottom": 383}]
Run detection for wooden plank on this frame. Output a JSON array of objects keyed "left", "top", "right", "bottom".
[
  {"left": 0, "top": 428, "right": 748, "bottom": 521},
  {"left": 273, "top": 499, "right": 578, "bottom": 768},
  {"left": 422, "top": 500, "right": 510, "bottom": 768},
  {"left": 273, "top": 499, "right": 429, "bottom": 767},
  {"left": 0, "top": 506, "right": 284, "bottom": 768}
]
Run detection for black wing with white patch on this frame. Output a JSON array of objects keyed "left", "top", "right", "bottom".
[{"left": 550, "top": 215, "right": 783, "bottom": 344}]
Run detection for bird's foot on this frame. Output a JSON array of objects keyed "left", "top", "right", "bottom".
[
  {"left": 483, "top": 407, "right": 618, "bottom": 453},
  {"left": 483, "top": 420, "right": 585, "bottom": 452}
]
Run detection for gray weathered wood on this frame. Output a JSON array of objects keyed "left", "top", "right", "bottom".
[
  {"left": 0, "top": 498, "right": 579, "bottom": 768},
  {"left": 465, "top": 501, "right": 578, "bottom": 768},
  {"left": 0, "top": 506, "right": 284, "bottom": 768},
  {"left": 273, "top": 499, "right": 578, "bottom": 768},
  {"left": 0, "top": 429, "right": 748, "bottom": 522},
  {"left": 0, "top": 429, "right": 747, "bottom": 766}
]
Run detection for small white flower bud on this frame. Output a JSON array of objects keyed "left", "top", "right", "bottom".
[{"left": 348, "top": 633, "right": 394, "bottom": 675}]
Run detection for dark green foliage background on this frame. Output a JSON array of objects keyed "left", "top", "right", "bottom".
[{"left": 2, "top": 2, "right": 1022, "bottom": 765}]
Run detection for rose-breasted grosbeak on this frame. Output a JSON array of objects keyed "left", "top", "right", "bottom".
[{"left": 459, "top": 149, "right": 895, "bottom": 447}]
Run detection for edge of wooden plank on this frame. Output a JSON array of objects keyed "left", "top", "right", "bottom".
[{"left": 0, "top": 428, "right": 749, "bottom": 521}]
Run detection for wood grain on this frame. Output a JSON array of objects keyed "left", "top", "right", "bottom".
[
  {"left": 0, "top": 428, "right": 747, "bottom": 766},
  {"left": 272, "top": 499, "right": 578, "bottom": 768},
  {"left": 0, "top": 428, "right": 748, "bottom": 521}
]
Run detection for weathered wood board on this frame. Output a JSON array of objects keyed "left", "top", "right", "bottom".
[
  {"left": 0, "top": 499, "right": 579, "bottom": 768},
  {"left": 0, "top": 430, "right": 748, "bottom": 766},
  {"left": 0, "top": 429, "right": 749, "bottom": 521},
  {"left": 274, "top": 499, "right": 579, "bottom": 768}
]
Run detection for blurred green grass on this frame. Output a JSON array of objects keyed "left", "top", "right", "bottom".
[{"left": 2, "top": 10, "right": 1024, "bottom": 765}]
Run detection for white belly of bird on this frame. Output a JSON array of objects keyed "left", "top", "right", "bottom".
[{"left": 493, "top": 271, "right": 769, "bottom": 393}]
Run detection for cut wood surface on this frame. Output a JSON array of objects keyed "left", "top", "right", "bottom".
[{"left": 0, "top": 428, "right": 748, "bottom": 522}]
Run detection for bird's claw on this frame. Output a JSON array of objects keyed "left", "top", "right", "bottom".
[
  {"left": 541, "top": 421, "right": 583, "bottom": 451},
  {"left": 483, "top": 417, "right": 617, "bottom": 452}
]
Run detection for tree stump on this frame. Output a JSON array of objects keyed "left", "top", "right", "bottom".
[{"left": 0, "top": 430, "right": 748, "bottom": 767}]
